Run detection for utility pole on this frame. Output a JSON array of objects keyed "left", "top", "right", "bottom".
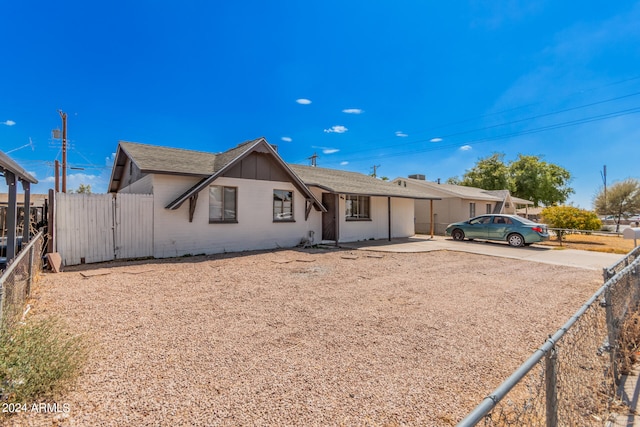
[
  {"left": 59, "top": 110, "right": 68, "bottom": 193},
  {"left": 601, "top": 165, "right": 607, "bottom": 214},
  {"left": 54, "top": 160, "right": 60, "bottom": 193},
  {"left": 308, "top": 152, "right": 319, "bottom": 167},
  {"left": 371, "top": 164, "right": 381, "bottom": 178}
]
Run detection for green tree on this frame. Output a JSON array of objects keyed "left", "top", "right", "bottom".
[
  {"left": 74, "top": 184, "right": 92, "bottom": 194},
  {"left": 446, "top": 176, "right": 462, "bottom": 185},
  {"left": 593, "top": 178, "right": 640, "bottom": 231},
  {"left": 458, "top": 153, "right": 509, "bottom": 190},
  {"left": 541, "top": 205, "right": 602, "bottom": 243},
  {"left": 509, "top": 155, "right": 573, "bottom": 207},
  {"left": 452, "top": 153, "right": 573, "bottom": 207}
]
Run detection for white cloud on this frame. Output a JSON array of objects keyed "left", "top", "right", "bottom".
[
  {"left": 313, "top": 145, "right": 340, "bottom": 155},
  {"left": 395, "top": 131, "right": 408, "bottom": 137},
  {"left": 340, "top": 161, "right": 349, "bottom": 166},
  {"left": 296, "top": 98, "right": 312, "bottom": 105},
  {"left": 2, "top": 120, "right": 16, "bottom": 126},
  {"left": 430, "top": 137, "right": 443, "bottom": 142},
  {"left": 281, "top": 136, "right": 292, "bottom": 142},
  {"left": 324, "top": 125, "right": 348, "bottom": 134},
  {"left": 460, "top": 145, "right": 473, "bottom": 151},
  {"left": 342, "top": 108, "right": 363, "bottom": 114}
]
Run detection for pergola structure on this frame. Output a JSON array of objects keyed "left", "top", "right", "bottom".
[{"left": 0, "top": 150, "right": 38, "bottom": 267}]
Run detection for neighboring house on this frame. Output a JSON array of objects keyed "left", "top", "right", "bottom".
[
  {"left": 108, "top": 138, "right": 435, "bottom": 258},
  {"left": 391, "top": 176, "right": 533, "bottom": 234}
]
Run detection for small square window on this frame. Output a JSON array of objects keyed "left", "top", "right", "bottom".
[
  {"left": 346, "top": 195, "right": 370, "bottom": 220},
  {"left": 273, "top": 190, "right": 294, "bottom": 221},
  {"left": 209, "top": 186, "right": 237, "bottom": 222}
]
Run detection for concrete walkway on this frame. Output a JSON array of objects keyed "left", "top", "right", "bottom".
[{"left": 339, "top": 235, "right": 622, "bottom": 271}]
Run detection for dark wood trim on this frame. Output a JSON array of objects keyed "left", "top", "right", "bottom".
[
  {"left": 345, "top": 218, "right": 372, "bottom": 222},
  {"left": 188, "top": 193, "right": 198, "bottom": 223},
  {"left": 305, "top": 199, "right": 313, "bottom": 220},
  {"left": 208, "top": 220, "right": 239, "bottom": 224},
  {"left": 273, "top": 219, "right": 296, "bottom": 223}
]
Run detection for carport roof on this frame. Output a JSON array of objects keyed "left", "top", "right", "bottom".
[{"left": 0, "top": 151, "right": 38, "bottom": 184}]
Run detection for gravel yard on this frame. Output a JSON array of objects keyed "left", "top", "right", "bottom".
[{"left": 12, "top": 248, "right": 601, "bottom": 426}]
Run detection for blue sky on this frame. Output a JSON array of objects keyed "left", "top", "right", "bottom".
[{"left": 2, "top": 1, "right": 640, "bottom": 208}]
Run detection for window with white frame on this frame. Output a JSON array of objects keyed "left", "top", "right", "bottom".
[
  {"left": 486, "top": 203, "right": 492, "bottom": 214},
  {"left": 273, "top": 190, "right": 294, "bottom": 221},
  {"left": 346, "top": 195, "right": 370, "bottom": 220},
  {"left": 209, "top": 186, "right": 237, "bottom": 222},
  {"left": 469, "top": 202, "right": 476, "bottom": 217}
]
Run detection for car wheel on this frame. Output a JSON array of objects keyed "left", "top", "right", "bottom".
[
  {"left": 507, "top": 233, "right": 524, "bottom": 247},
  {"left": 452, "top": 229, "right": 465, "bottom": 241}
]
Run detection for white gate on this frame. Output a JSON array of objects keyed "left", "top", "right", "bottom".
[{"left": 55, "top": 193, "right": 153, "bottom": 265}]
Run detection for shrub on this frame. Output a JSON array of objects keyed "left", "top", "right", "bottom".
[
  {"left": 0, "top": 316, "right": 88, "bottom": 406},
  {"left": 541, "top": 205, "right": 602, "bottom": 243}
]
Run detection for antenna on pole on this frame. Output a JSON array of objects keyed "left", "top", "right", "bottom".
[
  {"left": 371, "top": 164, "right": 381, "bottom": 178},
  {"left": 600, "top": 165, "right": 607, "bottom": 214},
  {"left": 308, "top": 152, "right": 319, "bottom": 167}
]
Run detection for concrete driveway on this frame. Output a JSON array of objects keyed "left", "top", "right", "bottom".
[{"left": 340, "top": 235, "right": 622, "bottom": 271}]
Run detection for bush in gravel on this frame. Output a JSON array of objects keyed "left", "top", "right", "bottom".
[{"left": 0, "top": 315, "right": 88, "bottom": 407}]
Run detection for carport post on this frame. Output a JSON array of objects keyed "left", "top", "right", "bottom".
[
  {"left": 5, "top": 171, "right": 18, "bottom": 262},
  {"left": 388, "top": 197, "right": 391, "bottom": 241},
  {"left": 430, "top": 199, "right": 434, "bottom": 238}
]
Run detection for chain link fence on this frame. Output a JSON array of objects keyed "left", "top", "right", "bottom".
[
  {"left": 0, "top": 231, "right": 45, "bottom": 328},
  {"left": 458, "top": 247, "right": 640, "bottom": 426}
]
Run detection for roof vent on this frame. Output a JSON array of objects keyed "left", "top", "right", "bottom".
[{"left": 408, "top": 174, "right": 425, "bottom": 180}]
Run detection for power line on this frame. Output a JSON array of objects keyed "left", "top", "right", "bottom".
[
  {"left": 344, "top": 89, "right": 640, "bottom": 157},
  {"left": 323, "top": 105, "right": 640, "bottom": 165}
]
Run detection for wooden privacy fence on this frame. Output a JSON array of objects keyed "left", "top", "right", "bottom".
[{"left": 55, "top": 193, "right": 153, "bottom": 265}]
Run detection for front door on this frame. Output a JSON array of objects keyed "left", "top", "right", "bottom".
[{"left": 322, "top": 193, "right": 337, "bottom": 241}]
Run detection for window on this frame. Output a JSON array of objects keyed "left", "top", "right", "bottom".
[
  {"left": 469, "top": 202, "right": 476, "bottom": 218},
  {"left": 209, "top": 186, "right": 237, "bottom": 222},
  {"left": 493, "top": 216, "right": 513, "bottom": 225},
  {"left": 346, "top": 195, "right": 370, "bottom": 220},
  {"left": 273, "top": 190, "right": 294, "bottom": 221},
  {"left": 469, "top": 216, "right": 492, "bottom": 225},
  {"left": 486, "top": 203, "right": 492, "bottom": 214}
]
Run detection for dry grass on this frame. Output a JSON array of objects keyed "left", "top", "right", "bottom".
[{"left": 538, "top": 233, "right": 636, "bottom": 254}]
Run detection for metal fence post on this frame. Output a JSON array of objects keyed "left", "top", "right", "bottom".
[
  {"left": 27, "top": 244, "right": 35, "bottom": 297},
  {"left": 545, "top": 347, "right": 558, "bottom": 427},
  {"left": 604, "top": 286, "right": 620, "bottom": 386},
  {"left": 0, "top": 281, "right": 4, "bottom": 325}
]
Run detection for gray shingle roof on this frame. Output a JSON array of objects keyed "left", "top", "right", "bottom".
[
  {"left": 400, "top": 178, "right": 501, "bottom": 201},
  {"left": 119, "top": 141, "right": 219, "bottom": 176},
  {"left": 112, "top": 140, "right": 438, "bottom": 205},
  {"left": 290, "top": 165, "right": 439, "bottom": 199}
]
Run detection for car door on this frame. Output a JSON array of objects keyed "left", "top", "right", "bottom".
[
  {"left": 466, "top": 216, "right": 491, "bottom": 239},
  {"left": 488, "top": 216, "right": 513, "bottom": 240}
]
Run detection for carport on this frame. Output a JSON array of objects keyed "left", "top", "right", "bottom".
[{"left": 1, "top": 150, "right": 38, "bottom": 268}]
